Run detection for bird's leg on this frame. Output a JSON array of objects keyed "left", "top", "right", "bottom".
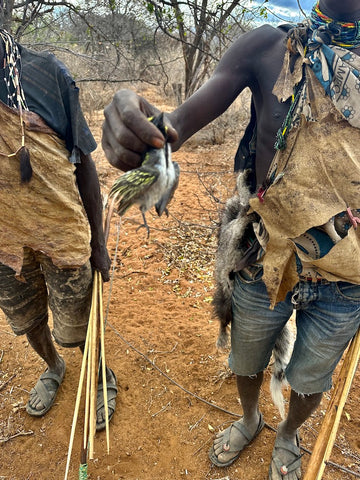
[{"left": 136, "top": 212, "right": 150, "bottom": 238}]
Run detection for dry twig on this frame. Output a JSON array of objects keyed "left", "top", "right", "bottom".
[
  {"left": 0, "top": 373, "right": 16, "bottom": 392},
  {"left": 0, "top": 429, "right": 33, "bottom": 444}
]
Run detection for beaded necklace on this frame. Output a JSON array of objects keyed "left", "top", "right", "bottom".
[
  {"left": 0, "top": 29, "right": 31, "bottom": 182},
  {"left": 0, "top": 29, "right": 27, "bottom": 110},
  {"left": 310, "top": 2, "right": 360, "bottom": 49}
]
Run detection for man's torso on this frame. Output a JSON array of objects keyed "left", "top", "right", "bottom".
[{"left": 250, "top": 25, "right": 360, "bottom": 188}]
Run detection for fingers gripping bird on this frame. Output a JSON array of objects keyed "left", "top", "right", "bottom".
[{"left": 109, "top": 113, "right": 180, "bottom": 236}]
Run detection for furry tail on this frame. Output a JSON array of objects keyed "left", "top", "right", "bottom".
[
  {"left": 270, "top": 323, "right": 294, "bottom": 419},
  {"left": 212, "top": 284, "right": 232, "bottom": 350}
]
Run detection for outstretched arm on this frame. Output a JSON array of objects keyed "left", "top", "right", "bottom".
[
  {"left": 101, "top": 27, "right": 268, "bottom": 171},
  {"left": 75, "top": 152, "right": 111, "bottom": 282}
]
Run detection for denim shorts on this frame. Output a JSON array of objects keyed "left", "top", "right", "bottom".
[
  {"left": 229, "top": 268, "right": 360, "bottom": 394},
  {"left": 0, "top": 247, "right": 93, "bottom": 347}
]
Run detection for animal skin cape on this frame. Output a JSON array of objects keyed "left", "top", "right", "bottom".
[
  {"left": 249, "top": 52, "right": 360, "bottom": 307},
  {"left": 0, "top": 100, "right": 91, "bottom": 277}
]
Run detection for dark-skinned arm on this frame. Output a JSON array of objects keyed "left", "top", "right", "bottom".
[
  {"left": 75, "top": 152, "right": 111, "bottom": 282},
  {"left": 101, "top": 27, "right": 269, "bottom": 171}
]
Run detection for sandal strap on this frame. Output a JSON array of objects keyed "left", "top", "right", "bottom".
[
  {"left": 272, "top": 436, "right": 302, "bottom": 475},
  {"left": 31, "top": 378, "right": 54, "bottom": 404},
  {"left": 274, "top": 437, "right": 301, "bottom": 456},
  {"left": 231, "top": 421, "right": 253, "bottom": 443},
  {"left": 96, "top": 368, "right": 118, "bottom": 410},
  {"left": 272, "top": 454, "right": 302, "bottom": 475},
  {"left": 39, "top": 370, "right": 63, "bottom": 386},
  {"left": 223, "top": 414, "right": 264, "bottom": 452}
]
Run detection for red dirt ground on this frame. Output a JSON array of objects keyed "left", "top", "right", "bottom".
[{"left": 0, "top": 90, "right": 359, "bottom": 480}]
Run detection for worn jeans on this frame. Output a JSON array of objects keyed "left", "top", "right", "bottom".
[{"left": 229, "top": 269, "right": 360, "bottom": 394}]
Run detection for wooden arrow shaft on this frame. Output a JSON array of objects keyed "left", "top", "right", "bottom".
[{"left": 303, "top": 329, "right": 360, "bottom": 480}]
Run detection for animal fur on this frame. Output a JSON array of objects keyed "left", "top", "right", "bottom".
[
  {"left": 270, "top": 324, "right": 294, "bottom": 419},
  {"left": 212, "top": 169, "right": 257, "bottom": 350},
  {"left": 212, "top": 169, "right": 293, "bottom": 418}
]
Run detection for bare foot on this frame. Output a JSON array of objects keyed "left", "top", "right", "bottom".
[
  {"left": 269, "top": 423, "right": 302, "bottom": 480},
  {"left": 209, "top": 413, "right": 264, "bottom": 467},
  {"left": 26, "top": 357, "right": 66, "bottom": 416}
]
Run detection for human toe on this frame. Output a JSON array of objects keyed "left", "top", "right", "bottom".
[
  {"left": 26, "top": 368, "right": 65, "bottom": 417},
  {"left": 269, "top": 434, "right": 302, "bottom": 480},
  {"left": 209, "top": 415, "right": 264, "bottom": 468}
]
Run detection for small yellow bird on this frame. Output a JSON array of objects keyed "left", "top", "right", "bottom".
[{"left": 109, "top": 113, "right": 180, "bottom": 235}]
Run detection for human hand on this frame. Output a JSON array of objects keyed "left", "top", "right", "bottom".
[
  {"left": 90, "top": 243, "right": 111, "bottom": 282},
  {"left": 102, "top": 89, "right": 178, "bottom": 171}
]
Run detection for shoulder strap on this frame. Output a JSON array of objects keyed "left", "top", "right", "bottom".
[{"left": 234, "top": 97, "right": 257, "bottom": 192}]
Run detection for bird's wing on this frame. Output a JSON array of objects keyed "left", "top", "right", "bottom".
[{"left": 109, "top": 166, "right": 159, "bottom": 216}]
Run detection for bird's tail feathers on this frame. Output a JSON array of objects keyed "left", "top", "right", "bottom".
[
  {"left": 270, "top": 323, "right": 294, "bottom": 419},
  {"left": 109, "top": 177, "right": 138, "bottom": 216},
  {"left": 115, "top": 197, "right": 134, "bottom": 217}
]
